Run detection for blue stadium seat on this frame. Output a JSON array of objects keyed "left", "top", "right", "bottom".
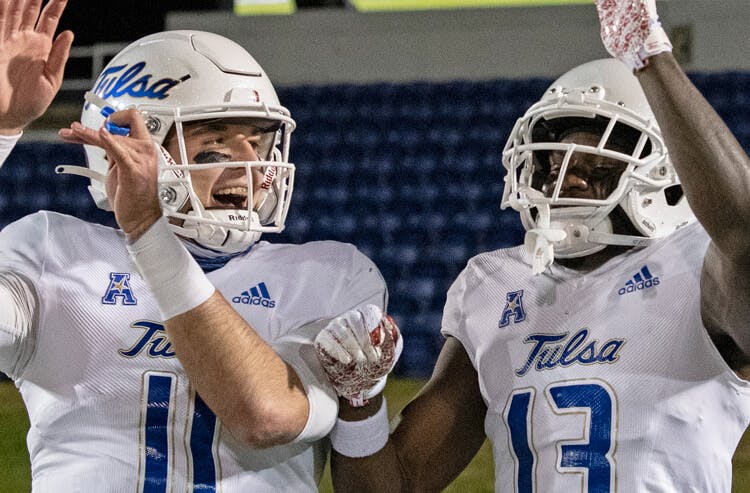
[{"left": 4, "top": 72, "right": 749, "bottom": 379}]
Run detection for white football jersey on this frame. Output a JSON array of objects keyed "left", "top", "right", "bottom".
[
  {"left": 443, "top": 222, "right": 750, "bottom": 492},
  {"left": 0, "top": 211, "right": 387, "bottom": 493}
]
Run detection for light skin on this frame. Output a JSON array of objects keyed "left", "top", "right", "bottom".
[
  {"left": 164, "top": 120, "right": 271, "bottom": 213},
  {"left": 1, "top": 0, "right": 310, "bottom": 447},
  {"left": 330, "top": 52, "right": 750, "bottom": 492},
  {"left": 58, "top": 113, "right": 311, "bottom": 447},
  {"left": 0, "top": 0, "right": 73, "bottom": 135}
]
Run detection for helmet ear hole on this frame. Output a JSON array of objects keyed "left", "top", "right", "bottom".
[{"left": 664, "top": 185, "right": 684, "bottom": 206}]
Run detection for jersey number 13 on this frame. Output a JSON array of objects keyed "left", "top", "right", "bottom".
[{"left": 503, "top": 379, "right": 616, "bottom": 493}]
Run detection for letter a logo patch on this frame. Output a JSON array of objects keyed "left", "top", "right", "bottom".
[
  {"left": 499, "top": 290, "right": 525, "bottom": 328},
  {"left": 102, "top": 272, "right": 138, "bottom": 306}
]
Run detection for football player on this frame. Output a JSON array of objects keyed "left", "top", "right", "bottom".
[
  {"left": 0, "top": 0, "right": 398, "bottom": 490},
  {"left": 315, "top": 1, "right": 750, "bottom": 491}
]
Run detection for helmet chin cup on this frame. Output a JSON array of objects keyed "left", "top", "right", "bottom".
[
  {"left": 180, "top": 209, "right": 262, "bottom": 254},
  {"left": 523, "top": 205, "right": 609, "bottom": 273},
  {"left": 547, "top": 207, "right": 611, "bottom": 258}
]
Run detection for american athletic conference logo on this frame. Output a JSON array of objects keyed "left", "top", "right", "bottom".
[
  {"left": 499, "top": 290, "right": 526, "bottom": 328},
  {"left": 232, "top": 282, "right": 276, "bottom": 308},
  {"left": 618, "top": 265, "right": 660, "bottom": 296}
]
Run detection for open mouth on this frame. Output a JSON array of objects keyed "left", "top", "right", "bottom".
[{"left": 213, "top": 187, "right": 249, "bottom": 209}]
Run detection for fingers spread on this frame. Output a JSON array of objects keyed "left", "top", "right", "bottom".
[
  {"left": 34, "top": 0, "right": 66, "bottom": 37},
  {"left": 45, "top": 29, "right": 73, "bottom": 88},
  {"left": 19, "top": 0, "right": 41, "bottom": 31},
  {"left": 4, "top": 0, "right": 26, "bottom": 36},
  {"left": 0, "top": 1, "right": 7, "bottom": 40}
]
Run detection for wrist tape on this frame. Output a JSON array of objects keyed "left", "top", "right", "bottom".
[
  {"left": 127, "top": 217, "right": 215, "bottom": 320},
  {"left": 634, "top": 21, "right": 673, "bottom": 70},
  {"left": 330, "top": 398, "right": 390, "bottom": 458}
]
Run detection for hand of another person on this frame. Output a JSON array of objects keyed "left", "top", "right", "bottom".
[
  {"left": 595, "top": 0, "right": 672, "bottom": 71},
  {"left": 59, "top": 109, "right": 162, "bottom": 240},
  {"left": 0, "top": 0, "right": 73, "bottom": 134},
  {"left": 315, "top": 304, "right": 402, "bottom": 407}
]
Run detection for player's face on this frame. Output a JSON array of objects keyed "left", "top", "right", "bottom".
[
  {"left": 164, "top": 119, "right": 276, "bottom": 210},
  {"left": 541, "top": 131, "right": 627, "bottom": 201}
]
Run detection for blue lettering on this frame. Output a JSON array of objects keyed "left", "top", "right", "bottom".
[
  {"left": 515, "top": 333, "right": 566, "bottom": 376},
  {"left": 93, "top": 62, "right": 187, "bottom": 101},
  {"left": 119, "top": 321, "right": 176, "bottom": 359},
  {"left": 516, "top": 329, "right": 625, "bottom": 376}
]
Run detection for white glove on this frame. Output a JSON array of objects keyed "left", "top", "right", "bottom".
[
  {"left": 314, "top": 304, "right": 402, "bottom": 407},
  {"left": 595, "top": 0, "right": 672, "bottom": 71}
]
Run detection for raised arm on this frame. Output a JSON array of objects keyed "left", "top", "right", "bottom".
[
  {"left": 638, "top": 55, "right": 750, "bottom": 370},
  {"left": 595, "top": 0, "right": 750, "bottom": 369},
  {"left": 636, "top": 54, "right": 750, "bottom": 270},
  {"left": 0, "top": 0, "right": 72, "bottom": 136}
]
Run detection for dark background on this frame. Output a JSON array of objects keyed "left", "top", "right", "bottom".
[{"left": 57, "top": 1, "right": 345, "bottom": 45}]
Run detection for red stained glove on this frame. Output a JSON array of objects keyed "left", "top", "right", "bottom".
[
  {"left": 315, "top": 305, "right": 402, "bottom": 407},
  {"left": 595, "top": 0, "right": 672, "bottom": 71}
]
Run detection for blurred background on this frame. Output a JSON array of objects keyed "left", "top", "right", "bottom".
[{"left": 1, "top": 0, "right": 750, "bottom": 489}]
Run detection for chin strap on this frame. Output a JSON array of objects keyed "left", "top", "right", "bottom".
[
  {"left": 587, "top": 230, "right": 656, "bottom": 248},
  {"left": 55, "top": 164, "right": 106, "bottom": 182},
  {"left": 523, "top": 202, "right": 567, "bottom": 275}
]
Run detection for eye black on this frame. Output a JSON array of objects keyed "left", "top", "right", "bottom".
[{"left": 194, "top": 151, "right": 231, "bottom": 164}]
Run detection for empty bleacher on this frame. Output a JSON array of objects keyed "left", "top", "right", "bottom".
[{"left": 1, "top": 72, "right": 748, "bottom": 377}]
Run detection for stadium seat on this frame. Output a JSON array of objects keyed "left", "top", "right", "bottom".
[{"left": 3, "top": 72, "right": 749, "bottom": 377}]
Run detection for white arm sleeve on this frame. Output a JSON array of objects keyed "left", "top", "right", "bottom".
[
  {"left": 0, "top": 271, "right": 37, "bottom": 379},
  {"left": 274, "top": 318, "right": 339, "bottom": 443},
  {"left": 0, "top": 132, "right": 21, "bottom": 169}
]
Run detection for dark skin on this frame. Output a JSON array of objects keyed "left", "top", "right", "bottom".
[{"left": 331, "top": 53, "right": 750, "bottom": 491}]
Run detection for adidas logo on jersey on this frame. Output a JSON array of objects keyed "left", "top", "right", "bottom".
[
  {"left": 232, "top": 282, "right": 276, "bottom": 308},
  {"left": 618, "top": 265, "right": 660, "bottom": 296}
]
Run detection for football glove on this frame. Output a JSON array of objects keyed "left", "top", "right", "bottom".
[
  {"left": 595, "top": 0, "right": 672, "bottom": 71},
  {"left": 315, "top": 304, "right": 402, "bottom": 407}
]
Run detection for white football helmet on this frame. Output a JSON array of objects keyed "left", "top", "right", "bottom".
[
  {"left": 60, "top": 30, "right": 296, "bottom": 253},
  {"left": 501, "top": 58, "right": 694, "bottom": 273}
]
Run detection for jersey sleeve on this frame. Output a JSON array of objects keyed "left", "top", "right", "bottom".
[
  {"left": 0, "top": 271, "right": 38, "bottom": 378},
  {"left": 440, "top": 264, "right": 477, "bottom": 359},
  {"left": 0, "top": 212, "right": 48, "bottom": 378},
  {"left": 272, "top": 246, "right": 388, "bottom": 442},
  {"left": 273, "top": 318, "right": 339, "bottom": 443},
  {"left": 0, "top": 132, "right": 21, "bottom": 169},
  {"left": 0, "top": 211, "right": 51, "bottom": 277},
  {"left": 336, "top": 246, "right": 388, "bottom": 314}
]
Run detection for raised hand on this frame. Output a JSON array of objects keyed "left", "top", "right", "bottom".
[
  {"left": 595, "top": 0, "right": 672, "bottom": 71},
  {"left": 0, "top": 0, "right": 73, "bottom": 134},
  {"left": 315, "top": 304, "right": 402, "bottom": 407},
  {"left": 59, "top": 109, "right": 162, "bottom": 240}
]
